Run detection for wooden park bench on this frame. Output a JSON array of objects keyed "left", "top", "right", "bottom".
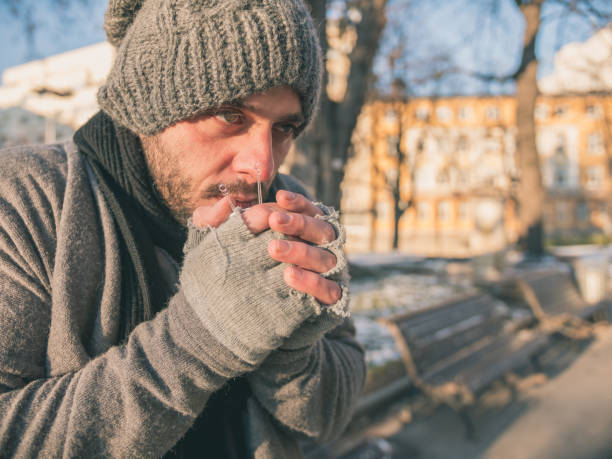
[
  {"left": 378, "top": 292, "right": 548, "bottom": 437},
  {"left": 495, "top": 268, "right": 608, "bottom": 340}
]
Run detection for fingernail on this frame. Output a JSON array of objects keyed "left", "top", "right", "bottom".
[
  {"left": 285, "top": 191, "right": 296, "bottom": 200},
  {"left": 290, "top": 266, "right": 302, "bottom": 279},
  {"left": 277, "top": 213, "right": 290, "bottom": 224},
  {"left": 276, "top": 240, "right": 290, "bottom": 253}
]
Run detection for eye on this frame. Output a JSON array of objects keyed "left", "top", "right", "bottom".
[
  {"left": 273, "top": 123, "right": 299, "bottom": 138},
  {"left": 214, "top": 108, "right": 245, "bottom": 125}
]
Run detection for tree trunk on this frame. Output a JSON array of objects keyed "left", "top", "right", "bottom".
[
  {"left": 391, "top": 162, "right": 402, "bottom": 249},
  {"left": 392, "top": 103, "right": 406, "bottom": 250},
  {"left": 294, "top": 0, "right": 388, "bottom": 209},
  {"left": 515, "top": 0, "right": 545, "bottom": 255}
]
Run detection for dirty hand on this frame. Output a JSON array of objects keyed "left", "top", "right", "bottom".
[{"left": 191, "top": 190, "right": 341, "bottom": 305}]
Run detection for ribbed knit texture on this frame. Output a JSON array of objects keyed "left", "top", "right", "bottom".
[
  {"left": 74, "top": 111, "right": 186, "bottom": 341},
  {"left": 98, "top": 0, "right": 322, "bottom": 135}
]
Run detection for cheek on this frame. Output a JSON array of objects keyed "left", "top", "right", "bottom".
[{"left": 185, "top": 146, "right": 237, "bottom": 187}]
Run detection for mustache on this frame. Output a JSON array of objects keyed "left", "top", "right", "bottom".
[{"left": 200, "top": 180, "right": 265, "bottom": 199}]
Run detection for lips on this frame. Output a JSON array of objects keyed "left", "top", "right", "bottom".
[
  {"left": 234, "top": 199, "right": 256, "bottom": 208},
  {"left": 226, "top": 195, "right": 257, "bottom": 208}
]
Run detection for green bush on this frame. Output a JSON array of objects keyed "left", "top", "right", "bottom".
[{"left": 545, "top": 232, "right": 612, "bottom": 247}]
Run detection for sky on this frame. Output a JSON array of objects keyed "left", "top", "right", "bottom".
[
  {"left": 373, "top": 0, "right": 612, "bottom": 96},
  {"left": 0, "top": 0, "right": 609, "bottom": 96},
  {"left": 0, "top": 0, "right": 107, "bottom": 75}
]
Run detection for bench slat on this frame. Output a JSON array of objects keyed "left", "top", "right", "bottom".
[
  {"left": 426, "top": 331, "right": 548, "bottom": 394},
  {"left": 398, "top": 296, "right": 494, "bottom": 340},
  {"left": 409, "top": 311, "right": 507, "bottom": 374}
]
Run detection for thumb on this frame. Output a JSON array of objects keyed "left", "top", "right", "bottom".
[{"left": 192, "top": 197, "right": 233, "bottom": 228}]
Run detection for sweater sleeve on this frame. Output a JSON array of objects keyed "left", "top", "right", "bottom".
[
  {"left": 0, "top": 152, "right": 258, "bottom": 457},
  {"left": 247, "top": 318, "right": 366, "bottom": 442},
  {"left": 0, "top": 227, "right": 255, "bottom": 458}
]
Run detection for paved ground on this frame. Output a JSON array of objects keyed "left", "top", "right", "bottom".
[{"left": 343, "top": 321, "right": 612, "bottom": 459}]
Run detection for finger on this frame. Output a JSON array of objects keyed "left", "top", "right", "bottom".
[
  {"left": 241, "top": 203, "right": 284, "bottom": 234},
  {"left": 268, "top": 240, "right": 337, "bottom": 274},
  {"left": 192, "top": 197, "right": 233, "bottom": 228},
  {"left": 275, "top": 190, "right": 323, "bottom": 217},
  {"left": 269, "top": 211, "right": 336, "bottom": 245},
  {"left": 283, "top": 266, "right": 341, "bottom": 305}
]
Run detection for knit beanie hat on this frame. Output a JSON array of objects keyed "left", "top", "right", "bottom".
[{"left": 97, "top": 0, "right": 322, "bottom": 135}]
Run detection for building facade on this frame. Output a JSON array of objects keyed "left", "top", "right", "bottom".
[
  {"left": 342, "top": 94, "right": 612, "bottom": 256},
  {"left": 0, "top": 42, "right": 114, "bottom": 146}
]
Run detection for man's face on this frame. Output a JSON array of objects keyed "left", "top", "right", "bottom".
[{"left": 140, "top": 86, "right": 303, "bottom": 224}]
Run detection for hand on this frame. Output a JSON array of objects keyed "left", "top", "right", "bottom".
[{"left": 191, "top": 190, "right": 341, "bottom": 305}]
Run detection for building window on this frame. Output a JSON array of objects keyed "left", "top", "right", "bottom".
[
  {"left": 437, "top": 201, "right": 451, "bottom": 222},
  {"left": 415, "top": 106, "right": 430, "bottom": 121},
  {"left": 556, "top": 201, "right": 570, "bottom": 224},
  {"left": 535, "top": 103, "right": 549, "bottom": 120},
  {"left": 387, "top": 135, "right": 399, "bottom": 157},
  {"left": 417, "top": 202, "right": 431, "bottom": 221},
  {"left": 576, "top": 202, "right": 589, "bottom": 222},
  {"left": 438, "top": 137, "right": 451, "bottom": 153},
  {"left": 554, "top": 104, "right": 568, "bottom": 117},
  {"left": 587, "top": 132, "right": 604, "bottom": 155},
  {"left": 586, "top": 104, "right": 602, "bottom": 119},
  {"left": 458, "top": 106, "right": 473, "bottom": 121},
  {"left": 436, "top": 169, "right": 449, "bottom": 185},
  {"left": 554, "top": 168, "right": 568, "bottom": 187},
  {"left": 458, "top": 202, "right": 470, "bottom": 221},
  {"left": 554, "top": 167, "right": 568, "bottom": 187},
  {"left": 585, "top": 166, "right": 604, "bottom": 189},
  {"left": 457, "top": 135, "right": 469, "bottom": 152},
  {"left": 416, "top": 137, "right": 425, "bottom": 153},
  {"left": 485, "top": 105, "right": 500, "bottom": 121},
  {"left": 384, "top": 167, "right": 398, "bottom": 185},
  {"left": 551, "top": 134, "right": 569, "bottom": 187},
  {"left": 436, "top": 106, "right": 452, "bottom": 122},
  {"left": 376, "top": 201, "right": 392, "bottom": 219},
  {"left": 484, "top": 136, "right": 501, "bottom": 152},
  {"left": 384, "top": 109, "right": 398, "bottom": 124}
]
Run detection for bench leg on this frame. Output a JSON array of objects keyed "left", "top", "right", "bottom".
[
  {"left": 591, "top": 306, "right": 608, "bottom": 324},
  {"left": 530, "top": 353, "right": 543, "bottom": 373},
  {"left": 459, "top": 406, "right": 477, "bottom": 441},
  {"left": 503, "top": 373, "right": 520, "bottom": 402}
]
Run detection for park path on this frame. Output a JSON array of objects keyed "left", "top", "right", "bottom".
[{"left": 483, "top": 323, "right": 612, "bottom": 459}]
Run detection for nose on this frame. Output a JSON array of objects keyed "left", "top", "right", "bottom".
[{"left": 234, "top": 126, "right": 275, "bottom": 183}]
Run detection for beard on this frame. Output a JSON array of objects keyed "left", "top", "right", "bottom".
[{"left": 140, "top": 135, "right": 271, "bottom": 226}]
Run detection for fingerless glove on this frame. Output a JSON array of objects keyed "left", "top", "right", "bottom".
[{"left": 179, "top": 211, "right": 321, "bottom": 366}]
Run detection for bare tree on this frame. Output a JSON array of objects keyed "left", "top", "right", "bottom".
[
  {"left": 296, "top": 0, "right": 388, "bottom": 210},
  {"left": 394, "top": 0, "right": 611, "bottom": 255},
  {"left": 370, "top": 95, "right": 413, "bottom": 250},
  {"left": 514, "top": 0, "right": 546, "bottom": 255}
]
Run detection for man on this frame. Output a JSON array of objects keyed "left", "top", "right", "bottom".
[{"left": 0, "top": 0, "right": 365, "bottom": 457}]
